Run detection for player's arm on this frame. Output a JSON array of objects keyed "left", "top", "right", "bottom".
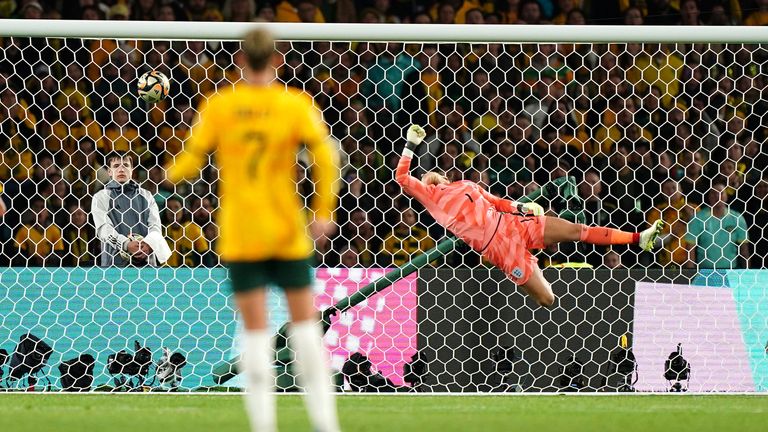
[
  {"left": 476, "top": 188, "right": 544, "bottom": 215},
  {"left": 298, "top": 93, "right": 339, "bottom": 247},
  {"left": 167, "top": 98, "right": 217, "bottom": 183},
  {"left": 476, "top": 189, "right": 518, "bottom": 213},
  {"left": 305, "top": 133, "right": 338, "bottom": 223},
  {"left": 300, "top": 95, "right": 339, "bottom": 223},
  {"left": 396, "top": 125, "right": 431, "bottom": 202},
  {"left": 91, "top": 190, "right": 130, "bottom": 253}
]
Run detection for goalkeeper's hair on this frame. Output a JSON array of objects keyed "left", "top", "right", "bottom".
[
  {"left": 242, "top": 27, "right": 275, "bottom": 71},
  {"left": 423, "top": 171, "right": 449, "bottom": 186}
]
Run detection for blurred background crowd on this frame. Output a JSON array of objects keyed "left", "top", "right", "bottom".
[{"left": 1, "top": 0, "right": 767, "bottom": 270}]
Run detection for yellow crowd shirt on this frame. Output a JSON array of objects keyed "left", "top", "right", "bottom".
[
  {"left": 165, "top": 221, "right": 209, "bottom": 267},
  {"left": 101, "top": 126, "right": 142, "bottom": 154},
  {"left": 15, "top": 224, "right": 64, "bottom": 259},
  {"left": 167, "top": 84, "right": 338, "bottom": 261},
  {"left": 382, "top": 226, "right": 435, "bottom": 267},
  {"left": 49, "top": 120, "right": 103, "bottom": 154},
  {"left": 648, "top": 198, "right": 697, "bottom": 267}
]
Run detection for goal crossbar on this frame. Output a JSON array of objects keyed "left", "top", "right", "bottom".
[{"left": 3, "top": 20, "right": 768, "bottom": 43}]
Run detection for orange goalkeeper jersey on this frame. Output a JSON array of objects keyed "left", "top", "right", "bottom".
[
  {"left": 167, "top": 83, "right": 338, "bottom": 261},
  {"left": 395, "top": 154, "right": 519, "bottom": 252}
]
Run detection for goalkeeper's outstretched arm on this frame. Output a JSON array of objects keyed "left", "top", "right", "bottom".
[
  {"left": 396, "top": 125, "right": 543, "bottom": 216},
  {"left": 396, "top": 125, "right": 430, "bottom": 202}
]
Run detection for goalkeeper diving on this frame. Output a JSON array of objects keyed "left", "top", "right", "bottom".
[{"left": 397, "top": 125, "right": 663, "bottom": 307}]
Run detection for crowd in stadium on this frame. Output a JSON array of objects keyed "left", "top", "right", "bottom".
[{"left": 1, "top": 0, "right": 767, "bottom": 270}]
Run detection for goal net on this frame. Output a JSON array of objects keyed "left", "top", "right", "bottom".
[{"left": 0, "top": 22, "right": 766, "bottom": 393}]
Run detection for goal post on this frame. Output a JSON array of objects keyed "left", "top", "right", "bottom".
[{"left": 0, "top": 21, "right": 766, "bottom": 393}]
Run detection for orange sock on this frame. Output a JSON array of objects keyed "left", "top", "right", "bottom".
[{"left": 579, "top": 225, "right": 639, "bottom": 245}]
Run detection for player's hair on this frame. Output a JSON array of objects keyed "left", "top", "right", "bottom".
[
  {"left": 105, "top": 151, "right": 133, "bottom": 168},
  {"left": 242, "top": 27, "right": 275, "bottom": 71},
  {"left": 422, "top": 171, "right": 449, "bottom": 186}
]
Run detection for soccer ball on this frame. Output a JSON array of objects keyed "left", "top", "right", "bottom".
[{"left": 137, "top": 70, "right": 170, "bottom": 104}]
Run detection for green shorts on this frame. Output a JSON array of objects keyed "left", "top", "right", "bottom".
[{"left": 226, "top": 258, "right": 314, "bottom": 293}]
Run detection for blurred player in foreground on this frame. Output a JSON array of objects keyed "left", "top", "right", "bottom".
[
  {"left": 167, "top": 28, "right": 340, "bottom": 432},
  {"left": 397, "top": 125, "right": 663, "bottom": 307}
]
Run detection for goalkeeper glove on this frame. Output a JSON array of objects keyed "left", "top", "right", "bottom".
[
  {"left": 517, "top": 202, "right": 545, "bottom": 216},
  {"left": 405, "top": 125, "right": 426, "bottom": 152}
]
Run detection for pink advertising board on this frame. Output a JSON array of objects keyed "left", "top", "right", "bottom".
[{"left": 314, "top": 268, "right": 418, "bottom": 385}]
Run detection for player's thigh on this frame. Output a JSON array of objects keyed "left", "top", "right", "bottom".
[
  {"left": 519, "top": 263, "right": 555, "bottom": 307},
  {"left": 543, "top": 216, "right": 582, "bottom": 246},
  {"left": 234, "top": 289, "right": 269, "bottom": 330},
  {"left": 269, "top": 257, "right": 316, "bottom": 323},
  {"left": 284, "top": 288, "right": 317, "bottom": 322},
  {"left": 229, "top": 257, "right": 316, "bottom": 326},
  {"left": 228, "top": 261, "right": 272, "bottom": 330}
]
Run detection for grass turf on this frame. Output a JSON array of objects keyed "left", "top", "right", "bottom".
[{"left": 0, "top": 394, "right": 766, "bottom": 432}]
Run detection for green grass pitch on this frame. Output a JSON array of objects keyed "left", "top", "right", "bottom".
[{"left": 0, "top": 394, "right": 766, "bottom": 431}]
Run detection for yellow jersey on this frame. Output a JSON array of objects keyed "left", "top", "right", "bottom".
[{"left": 167, "top": 84, "right": 338, "bottom": 261}]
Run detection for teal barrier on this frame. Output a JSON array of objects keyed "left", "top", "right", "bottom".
[
  {"left": 1, "top": 267, "right": 767, "bottom": 392},
  {"left": 0, "top": 268, "right": 237, "bottom": 390}
]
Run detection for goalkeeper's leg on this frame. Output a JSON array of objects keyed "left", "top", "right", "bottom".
[
  {"left": 234, "top": 289, "right": 276, "bottom": 432},
  {"left": 285, "top": 288, "right": 340, "bottom": 432},
  {"left": 543, "top": 216, "right": 663, "bottom": 252},
  {"left": 519, "top": 259, "right": 556, "bottom": 308},
  {"left": 503, "top": 215, "right": 663, "bottom": 308}
]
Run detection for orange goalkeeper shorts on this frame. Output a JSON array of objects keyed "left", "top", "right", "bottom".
[{"left": 483, "top": 214, "right": 546, "bottom": 285}]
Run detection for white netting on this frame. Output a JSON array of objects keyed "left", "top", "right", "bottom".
[{"left": 0, "top": 33, "right": 767, "bottom": 392}]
